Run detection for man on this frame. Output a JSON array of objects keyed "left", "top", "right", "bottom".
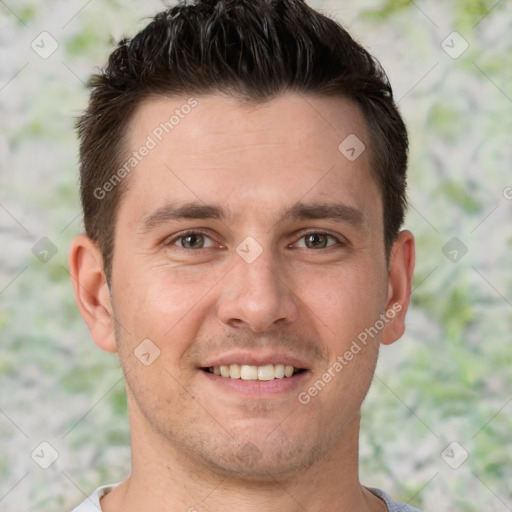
[{"left": 69, "top": 0, "right": 418, "bottom": 510}]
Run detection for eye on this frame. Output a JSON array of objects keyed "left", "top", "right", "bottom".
[
  {"left": 170, "top": 231, "right": 215, "bottom": 250},
  {"left": 295, "top": 232, "right": 339, "bottom": 249}
]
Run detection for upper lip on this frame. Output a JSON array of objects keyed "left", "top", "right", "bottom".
[{"left": 200, "top": 352, "right": 309, "bottom": 370}]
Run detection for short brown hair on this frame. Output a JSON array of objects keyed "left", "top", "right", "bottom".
[{"left": 77, "top": 0, "right": 408, "bottom": 282}]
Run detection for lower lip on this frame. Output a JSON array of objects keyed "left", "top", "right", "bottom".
[{"left": 199, "top": 369, "right": 310, "bottom": 397}]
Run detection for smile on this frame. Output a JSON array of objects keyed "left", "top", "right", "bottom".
[{"left": 203, "top": 364, "right": 304, "bottom": 381}]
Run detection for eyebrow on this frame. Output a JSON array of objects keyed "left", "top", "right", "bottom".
[
  {"left": 138, "top": 202, "right": 230, "bottom": 235},
  {"left": 137, "top": 200, "right": 365, "bottom": 236},
  {"left": 281, "top": 202, "right": 365, "bottom": 228}
]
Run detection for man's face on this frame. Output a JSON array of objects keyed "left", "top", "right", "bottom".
[{"left": 108, "top": 93, "right": 395, "bottom": 479}]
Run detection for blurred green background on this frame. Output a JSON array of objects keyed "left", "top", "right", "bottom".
[{"left": 0, "top": 1, "right": 511, "bottom": 510}]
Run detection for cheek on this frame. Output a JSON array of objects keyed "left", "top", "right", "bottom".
[
  {"left": 111, "top": 264, "right": 220, "bottom": 412},
  {"left": 112, "top": 262, "right": 222, "bottom": 356},
  {"left": 297, "top": 261, "right": 387, "bottom": 344}
]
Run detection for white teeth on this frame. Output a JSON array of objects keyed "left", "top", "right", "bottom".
[
  {"left": 229, "top": 364, "right": 241, "bottom": 379},
  {"left": 257, "top": 364, "right": 275, "bottom": 381},
  {"left": 274, "top": 364, "right": 285, "bottom": 379},
  {"left": 208, "top": 363, "right": 301, "bottom": 380},
  {"left": 241, "top": 365, "right": 258, "bottom": 380}
]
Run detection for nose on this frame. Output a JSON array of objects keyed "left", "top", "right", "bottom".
[{"left": 217, "top": 249, "right": 299, "bottom": 332}]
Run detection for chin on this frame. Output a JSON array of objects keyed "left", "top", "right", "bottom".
[{"left": 196, "top": 431, "right": 329, "bottom": 483}]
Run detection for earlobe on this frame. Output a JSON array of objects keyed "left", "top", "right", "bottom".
[
  {"left": 381, "top": 230, "right": 415, "bottom": 345},
  {"left": 68, "top": 234, "right": 117, "bottom": 353}
]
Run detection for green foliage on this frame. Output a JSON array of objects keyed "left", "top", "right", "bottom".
[
  {"left": 359, "top": 0, "right": 410, "bottom": 20},
  {"left": 437, "top": 181, "right": 482, "bottom": 214},
  {"left": 64, "top": 24, "right": 109, "bottom": 58}
]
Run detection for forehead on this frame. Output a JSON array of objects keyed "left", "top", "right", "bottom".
[
  {"left": 120, "top": 92, "right": 381, "bottom": 230},
  {"left": 129, "top": 92, "right": 369, "bottom": 158}
]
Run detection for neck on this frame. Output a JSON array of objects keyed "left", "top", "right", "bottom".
[{"left": 101, "top": 407, "right": 385, "bottom": 512}]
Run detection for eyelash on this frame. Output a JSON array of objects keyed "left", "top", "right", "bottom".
[
  {"left": 167, "top": 229, "right": 344, "bottom": 250},
  {"left": 294, "top": 230, "right": 342, "bottom": 249},
  {"left": 167, "top": 229, "right": 217, "bottom": 248}
]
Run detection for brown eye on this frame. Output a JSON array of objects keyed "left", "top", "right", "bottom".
[
  {"left": 303, "top": 233, "right": 333, "bottom": 249},
  {"left": 180, "top": 233, "right": 204, "bottom": 249},
  {"left": 172, "top": 232, "right": 214, "bottom": 249}
]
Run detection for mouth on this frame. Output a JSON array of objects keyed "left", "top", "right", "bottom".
[{"left": 201, "top": 364, "right": 306, "bottom": 381}]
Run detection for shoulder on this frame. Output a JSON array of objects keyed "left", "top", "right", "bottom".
[
  {"left": 368, "top": 487, "right": 424, "bottom": 512},
  {"left": 70, "top": 483, "right": 119, "bottom": 512}
]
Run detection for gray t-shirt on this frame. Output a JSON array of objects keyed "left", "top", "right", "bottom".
[
  {"left": 71, "top": 483, "right": 423, "bottom": 511},
  {"left": 369, "top": 487, "right": 423, "bottom": 512}
]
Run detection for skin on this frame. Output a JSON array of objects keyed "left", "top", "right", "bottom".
[{"left": 69, "top": 93, "right": 415, "bottom": 512}]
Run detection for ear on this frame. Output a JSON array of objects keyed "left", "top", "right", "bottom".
[
  {"left": 381, "top": 229, "right": 415, "bottom": 345},
  {"left": 68, "top": 234, "right": 117, "bottom": 353}
]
